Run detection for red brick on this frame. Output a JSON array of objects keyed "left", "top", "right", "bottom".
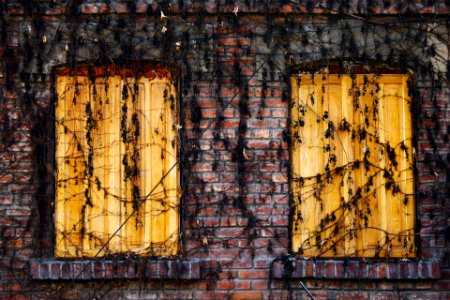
[
  {"left": 272, "top": 109, "right": 288, "bottom": 118},
  {"left": 104, "top": 261, "right": 113, "bottom": 279},
  {"left": 367, "top": 293, "right": 399, "bottom": 300},
  {"left": 335, "top": 262, "right": 344, "bottom": 277},
  {"left": 431, "top": 263, "right": 440, "bottom": 278},
  {"left": 81, "top": 3, "right": 100, "bottom": 14},
  {"left": 227, "top": 260, "right": 253, "bottom": 269},
  {"left": 50, "top": 262, "right": 60, "bottom": 280},
  {"left": 255, "top": 88, "right": 282, "bottom": 98},
  {"left": 195, "top": 291, "right": 228, "bottom": 299},
  {"left": 92, "top": 261, "right": 103, "bottom": 279},
  {"left": 217, "top": 38, "right": 251, "bottom": 46},
  {"left": 336, "top": 293, "right": 369, "bottom": 300},
  {"left": 271, "top": 172, "right": 287, "bottom": 183},
  {"left": 435, "top": 281, "right": 450, "bottom": 290},
  {"left": 247, "top": 119, "right": 279, "bottom": 129},
  {"left": 302, "top": 260, "right": 313, "bottom": 277},
  {"left": 230, "top": 291, "right": 262, "bottom": 300},
  {"left": 201, "top": 109, "right": 217, "bottom": 118},
  {"left": 264, "top": 99, "right": 287, "bottom": 108},
  {"left": 0, "top": 174, "right": 13, "bottom": 183},
  {"left": 216, "top": 280, "right": 233, "bottom": 290},
  {"left": 0, "top": 195, "right": 13, "bottom": 205},
  {"left": 3, "top": 282, "right": 21, "bottom": 292},
  {"left": 221, "top": 119, "right": 240, "bottom": 129},
  {"left": 191, "top": 163, "right": 213, "bottom": 172},
  {"left": 238, "top": 270, "right": 268, "bottom": 279},
  {"left": 378, "top": 263, "right": 388, "bottom": 279}
]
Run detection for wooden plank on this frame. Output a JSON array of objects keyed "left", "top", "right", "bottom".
[
  {"left": 290, "top": 76, "right": 302, "bottom": 253},
  {"left": 298, "top": 75, "right": 323, "bottom": 256},
  {"left": 55, "top": 76, "right": 90, "bottom": 257},
  {"left": 55, "top": 76, "right": 68, "bottom": 257},
  {"left": 139, "top": 78, "right": 179, "bottom": 255},
  {"left": 74, "top": 77, "right": 89, "bottom": 257},
  {"left": 140, "top": 78, "right": 152, "bottom": 252},
  {"left": 321, "top": 75, "right": 345, "bottom": 257},
  {"left": 341, "top": 76, "right": 357, "bottom": 256},
  {"left": 149, "top": 80, "right": 168, "bottom": 253},
  {"left": 105, "top": 76, "right": 123, "bottom": 253},
  {"left": 120, "top": 78, "right": 142, "bottom": 251},
  {"left": 129, "top": 77, "right": 144, "bottom": 248},
  {"left": 376, "top": 81, "right": 389, "bottom": 257},
  {"left": 383, "top": 77, "right": 402, "bottom": 257},
  {"left": 164, "top": 80, "right": 180, "bottom": 255},
  {"left": 85, "top": 79, "right": 107, "bottom": 255},
  {"left": 360, "top": 75, "right": 383, "bottom": 257},
  {"left": 379, "top": 75, "right": 415, "bottom": 257},
  {"left": 401, "top": 75, "right": 416, "bottom": 257}
]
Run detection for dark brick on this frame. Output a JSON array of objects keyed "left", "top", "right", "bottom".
[
  {"left": 291, "top": 260, "right": 303, "bottom": 278},
  {"left": 104, "top": 261, "right": 114, "bottom": 279},
  {"left": 389, "top": 263, "right": 399, "bottom": 279},
  {"left": 368, "top": 264, "right": 377, "bottom": 279},
  {"left": 92, "top": 261, "right": 104, "bottom": 279},
  {"left": 190, "top": 261, "right": 201, "bottom": 279},
  {"left": 326, "top": 261, "right": 336, "bottom": 278},
  {"left": 335, "top": 261, "right": 344, "bottom": 277},
  {"left": 163, "top": 261, "right": 173, "bottom": 278},
  {"left": 179, "top": 261, "right": 191, "bottom": 279},
  {"left": 125, "top": 261, "right": 136, "bottom": 279},
  {"left": 378, "top": 263, "right": 388, "bottom": 279},
  {"left": 419, "top": 261, "right": 429, "bottom": 279},
  {"left": 30, "top": 260, "right": 39, "bottom": 279},
  {"left": 359, "top": 262, "right": 369, "bottom": 279},
  {"left": 39, "top": 262, "right": 49, "bottom": 280},
  {"left": 145, "top": 261, "right": 158, "bottom": 279},
  {"left": 400, "top": 262, "right": 410, "bottom": 279},
  {"left": 316, "top": 261, "right": 326, "bottom": 278},
  {"left": 431, "top": 262, "right": 441, "bottom": 279},
  {"left": 304, "top": 260, "right": 314, "bottom": 277},
  {"left": 347, "top": 261, "right": 359, "bottom": 279},
  {"left": 71, "top": 262, "right": 82, "bottom": 280},
  {"left": 81, "top": 262, "right": 91, "bottom": 280},
  {"left": 408, "top": 262, "right": 419, "bottom": 280},
  {"left": 136, "top": 260, "right": 147, "bottom": 278},
  {"left": 272, "top": 261, "right": 283, "bottom": 278},
  {"left": 61, "top": 262, "right": 70, "bottom": 280},
  {"left": 50, "top": 262, "right": 60, "bottom": 280},
  {"left": 113, "top": 261, "right": 125, "bottom": 279}
]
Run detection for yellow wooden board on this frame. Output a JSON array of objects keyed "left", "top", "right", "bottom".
[
  {"left": 55, "top": 75, "right": 179, "bottom": 257},
  {"left": 290, "top": 74, "right": 415, "bottom": 258}
]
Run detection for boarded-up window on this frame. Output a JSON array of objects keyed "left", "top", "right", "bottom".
[
  {"left": 55, "top": 66, "right": 179, "bottom": 257},
  {"left": 290, "top": 74, "right": 415, "bottom": 258}
]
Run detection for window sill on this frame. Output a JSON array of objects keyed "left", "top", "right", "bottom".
[
  {"left": 272, "top": 259, "right": 441, "bottom": 280},
  {"left": 30, "top": 259, "right": 201, "bottom": 280}
]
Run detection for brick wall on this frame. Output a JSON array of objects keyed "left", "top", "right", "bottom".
[{"left": 0, "top": 1, "right": 449, "bottom": 299}]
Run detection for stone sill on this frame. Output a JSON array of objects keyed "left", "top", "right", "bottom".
[
  {"left": 272, "top": 259, "right": 441, "bottom": 280},
  {"left": 30, "top": 259, "right": 201, "bottom": 280}
]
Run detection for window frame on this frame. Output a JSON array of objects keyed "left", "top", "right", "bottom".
[
  {"left": 53, "top": 63, "right": 181, "bottom": 258},
  {"left": 288, "top": 69, "right": 418, "bottom": 259}
]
